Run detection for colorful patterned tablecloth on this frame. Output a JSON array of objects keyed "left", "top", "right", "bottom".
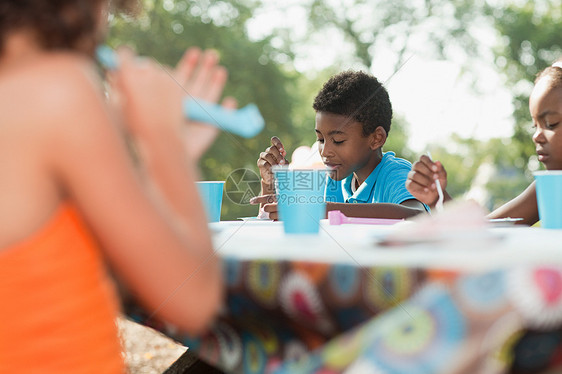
[{"left": 126, "top": 223, "right": 562, "bottom": 373}]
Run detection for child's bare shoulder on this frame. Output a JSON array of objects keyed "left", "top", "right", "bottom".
[
  {"left": 2, "top": 52, "right": 99, "bottom": 100},
  {"left": 0, "top": 52, "right": 105, "bottom": 130}
]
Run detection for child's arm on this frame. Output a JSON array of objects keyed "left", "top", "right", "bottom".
[
  {"left": 250, "top": 197, "right": 425, "bottom": 220},
  {"left": 406, "top": 155, "right": 453, "bottom": 208},
  {"left": 49, "top": 52, "right": 221, "bottom": 335},
  {"left": 326, "top": 200, "right": 425, "bottom": 219},
  {"left": 488, "top": 182, "right": 539, "bottom": 225}
]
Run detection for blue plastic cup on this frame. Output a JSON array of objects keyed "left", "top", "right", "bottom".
[
  {"left": 534, "top": 171, "right": 562, "bottom": 229},
  {"left": 196, "top": 181, "right": 225, "bottom": 222},
  {"left": 273, "top": 167, "right": 328, "bottom": 234}
]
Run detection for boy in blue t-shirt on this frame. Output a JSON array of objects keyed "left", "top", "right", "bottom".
[{"left": 252, "top": 70, "right": 427, "bottom": 219}]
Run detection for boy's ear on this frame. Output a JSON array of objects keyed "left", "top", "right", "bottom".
[{"left": 369, "top": 127, "right": 387, "bottom": 150}]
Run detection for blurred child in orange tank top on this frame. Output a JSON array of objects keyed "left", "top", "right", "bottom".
[{"left": 0, "top": 1, "right": 232, "bottom": 372}]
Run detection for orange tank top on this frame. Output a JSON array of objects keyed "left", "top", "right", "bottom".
[{"left": 0, "top": 203, "right": 124, "bottom": 373}]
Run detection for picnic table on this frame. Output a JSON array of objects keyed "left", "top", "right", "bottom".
[{"left": 127, "top": 220, "right": 562, "bottom": 374}]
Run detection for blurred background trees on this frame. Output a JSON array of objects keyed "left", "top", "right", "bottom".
[{"left": 108, "top": 0, "right": 561, "bottom": 219}]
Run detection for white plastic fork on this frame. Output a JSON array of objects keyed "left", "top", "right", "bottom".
[{"left": 427, "top": 151, "right": 444, "bottom": 213}]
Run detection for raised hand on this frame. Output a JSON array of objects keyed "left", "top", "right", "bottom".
[
  {"left": 257, "top": 136, "right": 288, "bottom": 188},
  {"left": 406, "top": 155, "right": 450, "bottom": 207},
  {"left": 112, "top": 48, "right": 184, "bottom": 138},
  {"left": 174, "top": 48, "right": 236, "bottom": 161}
]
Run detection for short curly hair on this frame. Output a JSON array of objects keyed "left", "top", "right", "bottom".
[
  {"left": 312, "top": 70, "right": 393, "bottom": 136},
  {"left": 0, "top": 0, "right": 140, "bottom": 55},
  {"left": 535, "top": 59, "right": 562, "bottom": 90}
]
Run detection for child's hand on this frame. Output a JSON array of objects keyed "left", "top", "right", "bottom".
[
  {"left": 174, "top": 48, "right": 235, "bottom": 161},
  {"left": 406, "top": 155, "right": 448, "bottom": 206},
  {"left": 113, "top": 48, "right": 184, "bottom": 138},
  {"left": 250, "top": 194, "right": 279, "bottom": 220},
  {"left": 257, "top": 136, "right": 288, "bottom": 186}
]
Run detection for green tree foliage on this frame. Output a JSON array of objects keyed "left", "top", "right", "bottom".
[
  {"left": 383, "top": 114, "right": 414, "bottom": 162},
  {"left": 489, "top": 0, "right": 562, "bottom": 168},
  {"left": 299, "top": 0, "right": 483, "bottom": 70},
  {"left": 108, "top": 0, "right": 313, "bottom": 219},
  {"left": 107, "top": 0, "right": 560, "bottom": 218},
  {"left": 107, "top": 0, "right": 417, "bottom": 219},
  {"left": 300, "top": 0, "right": 561, "bottom": 207}
]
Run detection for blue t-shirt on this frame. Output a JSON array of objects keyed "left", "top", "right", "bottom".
[{"left": 324, "top": 152, "right": 419, "bottom": 205}]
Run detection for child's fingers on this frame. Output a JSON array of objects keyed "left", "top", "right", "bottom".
[
  {"left": 114, "top": 49, "right": 157, "bottom": 106},
  {"left": 258, "top": 152, "right": 279, "bottom": 171},
  {"left": 406, "top": 178, "right": 438, "bottom": 206},
  {"left": 257, "top": 154, "right": 268, "bottom": 169},
  {"left": 405, "top": 178, "right": 431, "bottom": 195},
  {"left": 419, "top": 154, "right": 438, "bottom": 170},
  {"left": 200, "top": 66, "right": 228, "bottom": 103},
  {"left": 256, "top": 160, "right": 275, "bottom": 185},
  {"left": 434, "top": 161, "right": 447, "bottom": 176},
  {"left": 189, "top": 50, "right": 219, "bottom": 97},
  {"left": 174, "top": 47, "right": 202, "bottom": 86},
  {"left": 115, "top": 49, "right": 158, "bottom": 91},
  {"left": 270, "top": 136, "right": 286, "bottom": 158},
  {"left": 433, "top": 161, "right": 448, "bottom": 188},
  {"left": 411, "top": 160, "right": 434, "bottom": 181},
  {"left": 249, "top": 195, "right": 277, "bottom": 205},
  {"left": 262, "top": 151, "right": 279, "bottom": 166},
  {"left": 265, "top": 145, "right": 285, "bottom": 165},
  {"left": 262, "top": 203, "right": 279, "bottom": 220},
  {"left": 262, "top": 202, "right": 278, "bottom": 213},
  {"left": 407, "top": 169, "right": 434, "bottom": 190},
  {"left": 115, "top": 45, "right": 136, "bottom": 61},
  {"left": 257, "top": 153, "right": 272, "bottom": 169},
  {"left": 116, "top": 47, "right": 157, "bottom": 73},
  {"left": 221, "top": 97, "right": 237, "bottom": 110},
  {"left": 420, "top": 155, "right": 447, "bottom": 176}
]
